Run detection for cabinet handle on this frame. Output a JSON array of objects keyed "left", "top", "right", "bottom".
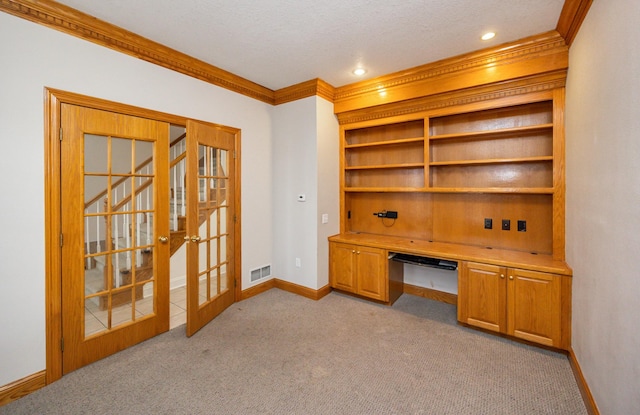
[
  {"left": 352, "top": 250, "right": 356, "bottom": 253},
  {"left": 500, "top": 274, "right": 505, "bottom": 279},
  {"left": 356, "top": 251, "right": 360, "bottom": 254},
  {"left": 509, "top": 275, "right": 514, "bottom": 280}
]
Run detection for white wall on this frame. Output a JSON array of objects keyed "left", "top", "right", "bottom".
[
  {"left": 0, "top": 12, "right": 274, "bottom": 386},
  {"left": 565, "top": 1, "right": 640, "bottom": 414},
  {"left": 271, "top": 97, "right": 317, "bottom": 287},
  {"left": 404, "top": 265, "right": 458, "bottom": 295},
  {"left": 270, "top": 96, "right": 339, "bottom": 290},
  {"left": 315, "top": 97, "right": 340, "bottom": 288}
]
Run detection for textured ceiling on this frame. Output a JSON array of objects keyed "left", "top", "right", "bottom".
[{"left": 53, "top": 0, "right": 565, "bottom": 90}]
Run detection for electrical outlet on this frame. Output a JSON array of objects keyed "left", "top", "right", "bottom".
[
  {"left": 484, "top": 218, "right": 492, "bottom": 229},
  {"left": 502, "top": 219, "right": 511, "bottom": 231},
  {"left": 517, "top": 220, "right": 527, "bottom": 232}
]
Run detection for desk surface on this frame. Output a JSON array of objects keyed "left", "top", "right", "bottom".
[{"left": 329, "top": 233, "right": 572, "bottom": 276}]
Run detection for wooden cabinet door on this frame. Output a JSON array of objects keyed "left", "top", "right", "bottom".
[
  {"left": 458, "top": 262, "right": 507, "bottom": 333},
  {"left": 355, "top": 246, "right": 387, "bottom": 301},
  {"left": 507, "top": 268, "right": 561, "bottom": 347},
  {"left": 330, "top": 242, "right": 356, "bottom": 293}
]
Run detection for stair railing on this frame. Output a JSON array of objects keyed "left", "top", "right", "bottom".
[{"left": 83, "top": 133, "right": 187, "bottom": 288}]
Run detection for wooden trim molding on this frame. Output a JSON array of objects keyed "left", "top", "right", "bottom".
[
  {"left": 568, "top": 348, "right": 600, "bottom": 415},
  {"left": 1, "top": 0, "right": 337, "bottom": 105},
  {"left": 2, "top": 0, "right": 578, "bottom": 110},
  {"left": 336, "top": 70, "right": 567, "bottom": 125},
  {"left": 0, "top": 0, "right": 275, "bottom": 104},
  {"left": 403, "top": 283, "right": 457, "bottom": 305},
  {"left": 241, "top": 279, "right": 331, "bottom": 301},
  {"left": 274, "top": 79, "right": 336, "bottom": 105},
  {"left": 275, "top": 280, "right": 332, "bottom": 301},
  {"left": 240, "top": 279, "right": 277, "bottom": 301},
  {"left": 44, "top": 88, "right": 63, "bottom": 384},
  {"left": 333, "top": 31, "right": 568, "bottom": 114},
  {"left": 0, "top": 371, "right": 46, "bottom": 407},
  {"left": 556, "top": 0, "right": 593, "bottom": 46}
]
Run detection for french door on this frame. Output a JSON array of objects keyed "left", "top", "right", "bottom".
[
  {"left": 184, "top": 120, "right": 236, "bottom": 336},
  {"left": 60, "top": 104, "right": 170, "bottom": 373}
]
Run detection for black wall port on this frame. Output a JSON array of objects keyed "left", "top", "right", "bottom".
[
  {"left": 374, "top": 210, "right": 398, "bottom": 219},
  {"left": 502, "top": 219, "right": 511, "bottom": 231},
  {"left": 484, "top": 218, "right": 493, "bottom": 229},
  {"left": 517, "top": 220, "right": 527, "bottom": 232}
]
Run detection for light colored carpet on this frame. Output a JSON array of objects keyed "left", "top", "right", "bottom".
[{"left": 1, "top": 289, "right": 587, "bottom": 414}]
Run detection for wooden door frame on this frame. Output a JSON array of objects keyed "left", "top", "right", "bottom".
[{"left": 44, "top": 88, "right": 242, "bottom": 383}]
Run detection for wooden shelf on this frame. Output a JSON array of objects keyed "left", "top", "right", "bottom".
[
  {"left": 344, "top": 187, "right": 553, "bottom": 194},
  {"left": 426, "top": 187, "right": 554, "bottom": 194},
  {"left": 429, "top": 156, "right": 552, "bottom": 167},
  {"left": 429, "top": 123, "right": 554, "bottom": 141},
  {"left": 344, "top": 187, "right": 424, "bottom": 193},
  {"left": 345, "top": 137, "right": 424, "bottom": 149},
  {"left": 346, "top": 163, "right": 424, "bottom": 170}
]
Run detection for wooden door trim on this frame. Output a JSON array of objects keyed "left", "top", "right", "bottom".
[{"left": 44, "top": 88, "right": 242, "bottom": 383}]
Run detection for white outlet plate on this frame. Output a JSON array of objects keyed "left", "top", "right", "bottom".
[{"left": 321, "top": 213, "right": 329, "bottom": 224}]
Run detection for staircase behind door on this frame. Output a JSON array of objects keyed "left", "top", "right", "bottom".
[{"left": 84, "top": 133, "right": 224, "bottom": 309}]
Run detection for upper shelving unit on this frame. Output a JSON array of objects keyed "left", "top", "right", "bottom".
[
  {"left": 428, "top": 101, "right": 554, "bottom": 192},
  {"left": 342, "top": 101, "right": 555, "bottom": 194},
  {"left": 344, "top": 119, "right": 426, "bottom": 190}
]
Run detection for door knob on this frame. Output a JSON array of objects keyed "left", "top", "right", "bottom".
[
  {"left": 190, "top": 235, "right": 201, "bottom": 243},
  {"left": 158, "top": 235, "right": 168, "bottom": 243}
]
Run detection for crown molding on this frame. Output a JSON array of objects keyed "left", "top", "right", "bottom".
[
  {"left": 556, "top": 0, "right": 593, "bottom": 46},
  {"left": 0, "top": 0, "right": 276, "bottom": 104},
  {"left": 336, "top": 70, "right": 567, "bottom": 125},
  {"left": 333, "top": 31, "right": 568, "bottom": 114},
  {"left": 2, "top": 0, "right": 578, "bottom": 109},
  {"left": 274, "top": 78, "right": 336, "bottom": 105}
]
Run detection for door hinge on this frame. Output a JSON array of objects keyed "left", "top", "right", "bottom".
[
  {"left": 60, "top": 233, "right": 63, "bottom": 247},
  {"left": 60, "top": 337, "right": 64, "bottom": 352},
  {"left": 59, "top": 127, "right": 63, "bottom": 141},
  {"left": 234, "top": 278, "right": 237, "bottom": 287},
  {"left": 233, "top": 150, "right": 237, "bottom": 159},
  {"left": 233, "top": 214, "right": 237, "bottom": 223}
]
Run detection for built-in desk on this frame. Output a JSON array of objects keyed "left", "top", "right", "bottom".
[{"left": 328, "top": 233, "right": 572, "bottom": 350}]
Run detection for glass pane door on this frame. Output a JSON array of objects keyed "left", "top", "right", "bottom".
[
  {"left": 61, "top": 104, "right": 170, "bottom": 373},
  {"left": 185, "top": 120, "right": 236, "bottom": 336}
]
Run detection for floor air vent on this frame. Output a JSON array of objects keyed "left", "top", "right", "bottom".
[{"left": 250, "top": 265, "right": 271, "bottom": 282}]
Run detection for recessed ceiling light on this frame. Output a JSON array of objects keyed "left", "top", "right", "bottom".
[
  {"left": 353, "top": 68, "right": 366, "bottom": 76},
  {"left": 481, "top": 32, "right": 496, "bottom": 41}
]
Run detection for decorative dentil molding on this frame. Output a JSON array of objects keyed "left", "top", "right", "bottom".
[
  {"left": 334, "top": 31, "right": 567, "bottom": 103},
  {"left": 336, "top": 71, "right": 567, "bottom": 125},
  {"left": 274, "top": 79, "right": 335, "bottom": 105},
  {"left": 1, "top": 0, "right": 592, "bottom": 108},
  {"left": 0, "top": 0, "right": 276, "bottom": 104}
]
